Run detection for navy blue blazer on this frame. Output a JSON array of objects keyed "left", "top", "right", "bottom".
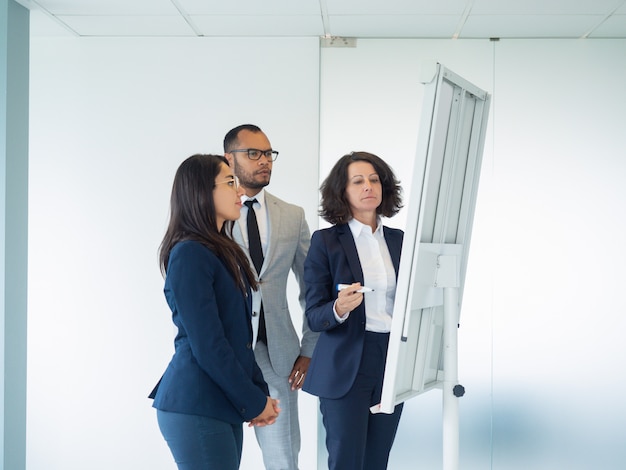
[
  {"left": 302, "top": 224, "right": 403, "bottom": 399},
  {"left": 150, "top": 240, "right": 269, "bottom": 424}
]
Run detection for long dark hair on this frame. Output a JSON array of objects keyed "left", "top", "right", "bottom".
[
  {"left": 158, "top": 154, "right": 258, "bottom": 292},
  {"left": 319, "top": 151, "right": 403, "bottom": 225}
]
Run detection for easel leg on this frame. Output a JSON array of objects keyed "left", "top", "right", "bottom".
[{"left": 443, "top": 286, "right": 460, "bottom": 470}]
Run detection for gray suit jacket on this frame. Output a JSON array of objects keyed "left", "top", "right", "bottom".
[{"left": 232, "top": 191, "right": 319, "bottom": 377}]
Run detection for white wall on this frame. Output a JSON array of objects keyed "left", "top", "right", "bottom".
[
  {"left": 28, "top": 36, "right": 626, "bottom": 470},
  {"left": 319, "top": 38, "right": 626, "bottom": 469},
  {"left": 27, "top": 37, "right": 320, "bottom": 470},
  {"left": 489, "top": 39, "right": 626, "bottom": 470}
]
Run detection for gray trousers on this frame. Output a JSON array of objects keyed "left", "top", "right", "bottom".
[{"left": 253, "top": 341, "right": 300, "bottom": 470}]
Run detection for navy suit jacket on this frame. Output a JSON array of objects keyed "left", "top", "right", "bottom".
[
  {"left": 302, "top": 224, "right": 403, "bottom": 399},
  {"left": 150, "top": 240, "right": 269, "bottom": 424}
]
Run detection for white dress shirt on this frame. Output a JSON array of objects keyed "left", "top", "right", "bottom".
[
  {"left": 334, "top": 218, "right": 396, "bottom": 332},
  {"left": 239, "top": 190, "right": 269, "bottom": 347},
  {"left": 240, "top": 189, "right": 269, "bottom": 256}
]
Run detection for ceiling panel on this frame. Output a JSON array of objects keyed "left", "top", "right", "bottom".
[
  {"left": 325, "top": 0, "right": 468, "bottom": 15},
  {"left": 20, "top": 0, "right": 626, "bottom": 38},
  {"left": 191, "top": 15, "right": 324, "bottom": 37},
  {"left": 461, "top": 14, "right": 606, "bottom": 38},
  {"left": 592, "top": 13, "right": 626, "bottom": 36},
  {"left": 58, "top": 15, "right": 194, "bottom": 37},
  {"left": 178, "top": 0, "right": 321, "bottom": 16},
  {"left": 328, "top": 15, "right": 461, "bottom": 38},
  {"left": 30, "top": 9, "right": 74, "bottom": 35},
  {"left": 471, "top": 0, "right": 623, "bottom": 15},
  {"left": 30, "top": 0, "right": 178, "bottom": 15}
]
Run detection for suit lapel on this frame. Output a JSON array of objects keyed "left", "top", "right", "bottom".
[
  {"left": 261, "top": 192, "right": 280, "bottom": 277},
  {"left": 336, "top": 224, "right": 364, "bottom": 284},
  {"left": 336, "top": 224, "right": 402, "bottom": 282},
  {"left": 232, "top": 220, "right": 256, "bottom": 273},
  {"left": 383, "top": 226, "right": 402, "bottom": 277}
]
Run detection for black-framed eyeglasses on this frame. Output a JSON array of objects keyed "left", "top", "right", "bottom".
[{"left": 230, "top": 148, "right": 279, "bottom": 161}]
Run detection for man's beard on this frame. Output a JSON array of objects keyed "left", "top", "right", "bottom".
[
  {"left": 244, "top": 178, "right": 269, "bottom": 190},
  {"left": 235, "top": 161, "right": 271, "bottom": 190}
]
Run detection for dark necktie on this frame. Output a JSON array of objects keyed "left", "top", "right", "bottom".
[
  {"left": 244, "top": 199, "right": 267, "bottom": 343},
  {"left": 244, "top": 199, "right": 264, "bottom": 273}
]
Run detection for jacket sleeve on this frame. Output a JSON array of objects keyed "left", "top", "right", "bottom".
[{"left": 303, "top": 230, "right": 342, "bottom": 332}]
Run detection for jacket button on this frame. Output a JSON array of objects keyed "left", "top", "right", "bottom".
[
  {"left": 246, "top": 343, "right": 252, "bottom": 349},
  {"left": 252, "top": 311, "right": 257, "bottom": 317}
]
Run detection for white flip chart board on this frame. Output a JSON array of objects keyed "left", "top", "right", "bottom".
[{"left": 378, "top": 64, "right": 490, "bottom": 413}]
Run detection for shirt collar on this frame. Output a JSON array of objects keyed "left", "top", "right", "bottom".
[
  {"left": 348, "top": 216, "right": 382, "bottom": 239},
  {"left": 242, "top": 189, "right": 266, "bottom": 208}
]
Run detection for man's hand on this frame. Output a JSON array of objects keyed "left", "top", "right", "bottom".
[{"left": 288, "top": 356, "right": 311, "bottom": 391}]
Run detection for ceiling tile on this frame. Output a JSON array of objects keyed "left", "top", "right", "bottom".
[
  {"left": 590, "top": 14, "right": 626, "bottom": 37},
  {"left": 325, "top": 0, "right": 467, "bottom": 15},
  {"left": 33, "top": 0, "right": 178, "bottom": 15},
  {"left": 461, "top": 14, "right": 606, "bottom": 38},
  {"left": 23, "top": 0, "right": 626, "bottom": 39},
  {"left": 30, "top": 9, "right": 75, "bottom": 36},
  {"left": 328, "top": 15, "right": 460, "bottom": 38},
  {"left": 472, "top": 0, "right": 622, "bottom": 15},
  {"left": 191, "top": 14, "right": 324, "bottom": 36},
  {"left": 57, "top": 15, "right": 196, "bottom": 36},
  {"left": 178, "top": 0, "right": 321, "bottom": 15}
]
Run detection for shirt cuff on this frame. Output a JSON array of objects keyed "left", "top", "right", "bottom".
[{"left": 333, "top": 300, "right": 350, "bottom": 323}]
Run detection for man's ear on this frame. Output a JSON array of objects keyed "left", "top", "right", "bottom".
[{"left": 224, "top": 152, "right": 234, "bottom": 167}]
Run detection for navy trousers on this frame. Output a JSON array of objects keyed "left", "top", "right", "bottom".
[
  {"left": 319, "top": 331, "right": 404, "bottom": 470},
  {"left": 157, "top": 409, "right": 243, "bottom": 470}
]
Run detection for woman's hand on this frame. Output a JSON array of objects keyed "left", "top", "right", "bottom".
[
  {"left": 248, "top": 397, "right": 280, "bottom": 427},
  {"left": 334, "top": 282, "right": 364, "bottom": 317}
]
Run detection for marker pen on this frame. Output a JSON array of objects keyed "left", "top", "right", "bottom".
[{"left": 336, "top": 284, "right": 374, "bottom": 293}]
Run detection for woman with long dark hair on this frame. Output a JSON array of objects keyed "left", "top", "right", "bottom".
[{"left": 150, "top": 154, "right": 279, "bottom": 469}]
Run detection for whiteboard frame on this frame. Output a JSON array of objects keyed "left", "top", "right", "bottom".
[{"left": 378, "top": 63, "right": 491, "bottom": 413}]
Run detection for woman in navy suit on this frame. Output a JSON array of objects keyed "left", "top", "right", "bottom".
[
  {"left": 303, "top": 151, "right": 404, "bottom": 470},
  {"left": 150, "top": 154, "right": 279, "bottom": 470}
]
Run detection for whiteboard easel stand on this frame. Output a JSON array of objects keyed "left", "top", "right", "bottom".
[
  {"left": 434, "top": 251, "right": 465, "bottom": 470},
  {"left": 375, "top": 63, "right": 489, "bottom": 470},
  {"left": 377, "top": 243, "right": 466, "bottom": 469}
]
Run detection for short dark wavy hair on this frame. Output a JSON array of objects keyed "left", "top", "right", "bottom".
[{"left": 319, "top": 151, "right": 403, "bottom": 225}]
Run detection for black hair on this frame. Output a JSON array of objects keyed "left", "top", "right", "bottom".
[{"left": 223, "top": 124, "right": 263, "bottom": 153}]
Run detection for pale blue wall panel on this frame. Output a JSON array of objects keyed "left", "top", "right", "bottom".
[{"left": 1, "top": 1, "right": 28, "bottom": 468}]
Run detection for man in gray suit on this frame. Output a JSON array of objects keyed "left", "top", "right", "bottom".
[{"left": 224, "top": 124, "right": 318, "bottom": 470}]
